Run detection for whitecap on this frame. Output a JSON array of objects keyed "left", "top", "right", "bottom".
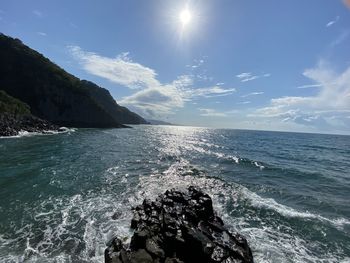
[
  {"left": 253, "top": 161, "right": 265, "bottom": 170},
  {"left": 0, "top": 127, "right": 76, "bottom": 139},
  {"left": 241, "top": 187, "right": 350, "bottom": 229}
]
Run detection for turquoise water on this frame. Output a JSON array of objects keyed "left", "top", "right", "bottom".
[{"left": 0, "top": 125, "right": 349, "bottom": 262}]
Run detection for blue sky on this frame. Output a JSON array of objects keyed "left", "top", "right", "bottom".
[{"left": 1, "top": 0, "right": 350, "bottom": 134}]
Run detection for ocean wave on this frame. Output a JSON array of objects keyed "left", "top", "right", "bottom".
[
  {"left": 240, "top": 187, "right": 350, "bottom": 229},
  {"left": 154, "top": 160, "right": 350, "bottom": 230},
  {"left": 211, "top": 151, "right": 266, "bottom": 170},
  {"left": 133, "top": 160, "right": 350, "bottom": 262},
  {"left": 0, "top": 192, "right": 133, "bottom": 262},
  {"left": 0, "top": 127, "right": 76, "bottom": 139},
  {"left": 1, "top": 159, "right": 348, "bottom": 262}
]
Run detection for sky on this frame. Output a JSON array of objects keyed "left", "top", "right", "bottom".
[{"left": 1, "top": 0, "right": 350, "bottom": 134}]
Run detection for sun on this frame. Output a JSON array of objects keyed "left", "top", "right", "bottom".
[{"left": 179, "top": 9, "right": 192, "bottom": 26}]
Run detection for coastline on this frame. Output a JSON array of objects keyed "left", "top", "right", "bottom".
[{"left": 0, "top": 113, "right": 64, "bottom": 137}]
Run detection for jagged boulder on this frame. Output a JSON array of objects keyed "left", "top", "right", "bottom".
[{"left": 105, "top": 187, "right": 254, "bottom": 263}]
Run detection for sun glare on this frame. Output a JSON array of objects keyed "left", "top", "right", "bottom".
[{"left": 179, "top": 9, "right": 191, "bottom": 26}]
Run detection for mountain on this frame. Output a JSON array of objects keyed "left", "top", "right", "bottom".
[
  {"left": 82, "top": 80, "right": 147, "bottom": 124},
  {"left": 0, "top": 33, "right": 147, "bottom": 127}
]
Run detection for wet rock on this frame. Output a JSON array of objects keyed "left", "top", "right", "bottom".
[
  {"left": 0, "top": 113, "right": 60, "bottom": 136},
  {"left": 105, "top": 187, "right": 254, "bottom": 263}
]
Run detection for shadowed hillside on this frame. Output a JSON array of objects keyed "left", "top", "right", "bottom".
[
  {"left": 0, "top": 90, "right": 30, "bottom": 116},
  {"left": 0, "top": 33, "right": 147, "bottom": 127}
]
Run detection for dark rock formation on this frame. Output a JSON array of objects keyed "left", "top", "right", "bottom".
[
  {"left": 0, "top": 33, "right": 147, "bottom": 127},
  {"left": 105, "top": 187, "right": 254, "bottom": 263},
  {"left": 0, "top": 90, "right": 62, "bottom": 136},
  {"left": 0, "top": 113, "right": 61, "bottom": 136}
]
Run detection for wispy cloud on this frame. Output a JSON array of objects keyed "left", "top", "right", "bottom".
[
  {"left": 119, "top": 82, "right": 235, "bottom": 117},
  {"left": 296, "top": 83, "right": 323, "bottom": 89},
  {"left": 330, "top": 30, "right": 350, "bottom": 47},
  {"left": 189, "top": 86, "right": 236, "bottom": 98},
  {"left": 120, "top": 83, "right": 236, "bottom": 117},
  {"left": 69, "top": 46, "right": 159, "bottom": 89},
  {"left": 32, "top": 10, "right": 43, "bottom": 17},
  {"left": 241, "top": 92, "right": 264, "bottom": 98},
  {"left": 119, "top": 83, "right": 185, "bottom": 117},
  {"left": 236, "top": 72, "right": 271, "bottom": 82},
  {"left": 69, "top": 46, "right": 235, "bottom": 117},
  {"left": 326, "top": 16, "right": 340, "bottom": 27},
  {"left": 252, "top": 61, "right": 350, "bottom": 132},
  {"left": 186, "top": 57, "right": 214, "bottom": 83},
  {"left": 69, "top": 22, "right": 78, "bottom": 29},
  {"left": 237, "top": 101, "right": 251, "bottom": 105},
  {"left": 187, "top": 58, "right": 205, "bottom": 69},
  {"left": 37, "top": 32, "right": 47, "bottom": 36},
  {"left": 198, "top": 108, "right": 239, "bottom": 117},
  {"left": 198, "top": 108, "right": 227, "bottom": 117},
  {"left": 195, "top": 73, "right": 213, "bottom": 82},
  {"left": 236, "top": 72, "right": 256, "bottom": 82}
]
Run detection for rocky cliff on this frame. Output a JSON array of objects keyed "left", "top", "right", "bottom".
[
  {"left": 0, "top": 33, "right": 147, "bottom": 127},
  {"left": 0, "top": 90, "right": 60, "bottom": 136}
]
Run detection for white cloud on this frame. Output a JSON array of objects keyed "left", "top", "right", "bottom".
[
  {"left": 326, "top": 16, "right": 339, "bottom": 27},
  {"left": 236, "top": 72, "right": 271, "bottom": 82},
  {"left": 237, "top": 101, "right": 251, "bottom": 105},
  {"left": 252, "top": 61, "right": 350, "bottom": 133},
  {"left": 68, "top": 46, "right": 160, "bottom": 89},
  {"left": 119, "top": 85, "right": 184, "bottom": 116},
  {"left": 120, "top": 83, "right": 236, "bottom": 117},
  {"left": 69, "top": 46, "right": 236, "bottom": 118},
  {"left": 241, "top": 92, "right": 264, "bottom": 98},
  {"left": 37, "top": 32, "right": 47, "bottom": 36}
]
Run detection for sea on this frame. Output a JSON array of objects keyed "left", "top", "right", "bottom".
[{"left": 0, "top": 125, "right": 349, "bottom": 263}]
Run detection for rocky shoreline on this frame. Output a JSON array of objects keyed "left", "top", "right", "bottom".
[
  {"left": 0, "top": 114, "right": 62, "bottom": 137},
  {"left": 105, "top": 187, "right": 254, "bottom": 263}
]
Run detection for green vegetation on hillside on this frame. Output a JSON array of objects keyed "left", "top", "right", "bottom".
[{"left": 0, "top": 90, "right": 30, "bottom": 116}]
